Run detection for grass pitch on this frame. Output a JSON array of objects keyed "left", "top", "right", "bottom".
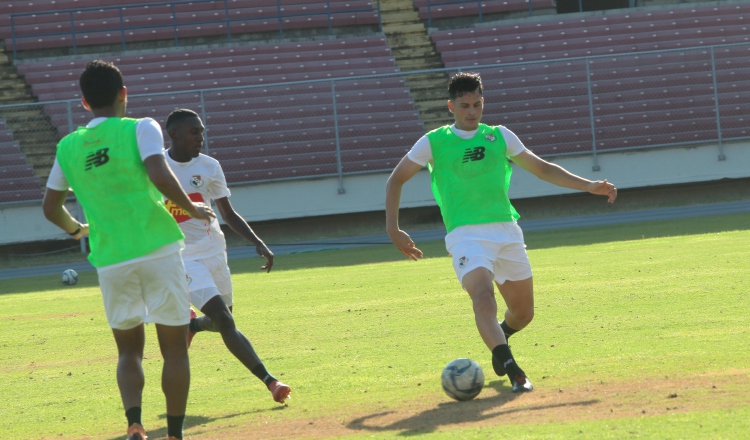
[{"left": 2, "top": 213, "right": 749, "bottom": 439}]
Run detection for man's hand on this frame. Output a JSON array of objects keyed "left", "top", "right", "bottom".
[
  {"left": 214, "top": 197, "right": 272, "bottom": 271},
  {"left": 188, "top": 202, "right": 216, "bottom": 221},
  {"left": 256, "top": 244, "right": 274, "bottom": 273},
  {"left": 388, "top": 229, "right": 424, "bottom": 261},
  {"left": 587, "top": 179, "right": 618, "bottom": 204}
]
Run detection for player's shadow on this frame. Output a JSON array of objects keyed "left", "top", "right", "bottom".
[
  {"left": 104, "top": 407, "right": 284, "bottom": 440},
  {"left": 347, "top": 380, "right": 599, "bottom": 436}
]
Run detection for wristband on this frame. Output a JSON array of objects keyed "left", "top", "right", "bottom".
[{"left": 68, "top": 223, "right": 82, "bottom": 236}]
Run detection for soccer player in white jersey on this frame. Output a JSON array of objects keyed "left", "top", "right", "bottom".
[
  {"left": 163, "top": 109, "right": 291, "bottom": 404},
  {"left": 386, "top": 72, "right": 617, "bottom": 393}
]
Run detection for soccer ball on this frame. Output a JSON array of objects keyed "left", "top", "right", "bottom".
[
  {"left": 441, "top": 358, "right": 484, "bottom": 401},
  {"left": 61, "top": 269, "right": 78, "bottom": 286}
]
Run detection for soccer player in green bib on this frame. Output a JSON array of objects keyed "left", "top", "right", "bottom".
[
  {"left": 386, "top": 72, "right": 617, "bottom": 393},
  {"left": 42, "top": 60, "right": 215, "bottom": 440}
]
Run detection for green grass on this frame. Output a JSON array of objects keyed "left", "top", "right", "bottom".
[{"left": 2, "top": 213, "right": 749, "bottom": 439}]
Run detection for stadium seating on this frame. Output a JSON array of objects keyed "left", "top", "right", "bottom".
[
  {"left": 5, "top": 2, "right": 750, "bottom": 203},
  {"left": 0, "top": 135, "right": 43, "bottom": 203},
  {"left": 1, "top": 0, "right": 380, "bottom": 52},
  {"left": 434, "top": 6, "right": 750, "bottom": 65},
  {"left": 432, "top": 2, "right": 750, "bottom": 155},
  {"left": 16, "top": 36, "right": 424, "bottom": 186}
]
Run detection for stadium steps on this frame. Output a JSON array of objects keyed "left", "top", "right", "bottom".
[
  {"left": 0, "top": 52, "right": 32, "bottom": 104},
  {"left": 0, "top": 45, "right": 58, "bottom": 182},
  {"left": 0, "top": 82, "right": 30, "bottom": 102},
  {"left": 0, "top": 113, "right": 57, "bottom": 179},
  {"left": 379, "top": 0, "right": 451, "bottom": 131}
]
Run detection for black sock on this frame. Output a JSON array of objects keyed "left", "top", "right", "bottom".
[
  {"left": 500, "top": 320, "right": 519, "bottom": 340},
  {"left": 251, "top": 364, "right": 277, "bottom": 387},
  {"left": 492, "top": 344, "right": 525, "bottom": 379},
  {"left": 166, "top": 414, "right": 185, "bottom": 439},
  {"left": 189, "top": 317, "right": 202, "bottom": 334},
  {"left": 125, "top": 406, "right": 142, "bottom": 427}
]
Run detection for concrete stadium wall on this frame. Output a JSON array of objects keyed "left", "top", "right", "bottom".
[{"left": 1, "top": 140, "right": 748, "bottom": 246}]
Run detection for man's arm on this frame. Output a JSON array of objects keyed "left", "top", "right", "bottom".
[
  {"left": 385, "top": 155, "right": 425, "bottom": 260},
  {"left": 42, "top": 188, "right": 89, "bottom": 239},
  {"left": 510, "top": 149, "right": 617, "bottom": 203},
  {"left": 215, "top": 197, "right": 273, "bottom": 273},
  {"left": 143, "top": 155, "right": 215, "bottom": 220}
]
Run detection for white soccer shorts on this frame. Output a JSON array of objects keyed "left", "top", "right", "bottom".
[
  {"left": 98, "top": 250, "right": 191, "bottom": 330},
  {"left": 183, "top": 251, "right": 233, "bottom": 310},
  {"left": 445, "top": 221, "right": 533, "bottom": 287}
]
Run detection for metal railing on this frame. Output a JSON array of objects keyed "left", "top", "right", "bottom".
[
  {"left": 422, "top": 0, "right": 702, "bottom": 28},
  {"left": 9, "top": 0, "right": 382, "bottom": 60},
  {"left": 424, "top": 0, "right": 541, "bottom": 27},
  {"left": 1, "top": 41, "right": 748, "bottom": 206}
]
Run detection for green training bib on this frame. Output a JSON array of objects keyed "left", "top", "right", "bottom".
[
  {"left": 56, "top": 118, "right": 184, "bottom": 267},
  {"left": 427, "top": 124, "right": 519, "bottom": 233}
]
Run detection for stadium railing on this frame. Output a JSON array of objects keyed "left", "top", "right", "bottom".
[
  {"left": 418, "top": 0, "right": 711, "bottom": 29},
  {"left": 419, "top": 0, "right": 553, "bottom": 28},
  {"left": 1, "top": 41, "right": 748, "bottom": 204},
  {"left": 7, "top": 0, "right": 382, "bottom": 60}
]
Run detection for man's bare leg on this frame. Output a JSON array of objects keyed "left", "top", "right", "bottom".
[
  {"left": 462, "top": 268, "right": 533, "bottom": 392},
  {"left": 156, "top": 323, "right": 190, "bottom": 439}
]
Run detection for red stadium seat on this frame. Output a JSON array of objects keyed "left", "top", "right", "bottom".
[
  {"left": 0, "top": 164, "right": 35, "bottom": 179},
  {"left": 0, "top": 188, "right": 46, "bottom": 203},
  {"left": 0, "top": 131, "right": 16, "bottom": 143},
  {"left": 0, "top": 176, "right": 42, "bottom": 191},
  {"left": 0, "top": 153, "right": 33, "bottom": 167}
]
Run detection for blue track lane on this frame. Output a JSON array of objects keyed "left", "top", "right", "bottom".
[{"left": 2, "top": 200, "right": 749, "bottom": 281}]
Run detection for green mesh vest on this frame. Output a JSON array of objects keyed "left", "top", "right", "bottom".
[
  {"left": 427, "top": 124, "right": 520, "bottom": 233},
  {"left": 56, "top": 118, "right": 184, "bottom": 267}
]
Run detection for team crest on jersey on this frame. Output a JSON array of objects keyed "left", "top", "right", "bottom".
[
  {"left": 190, "top": 175, "right": 204, "bottom": 188},
  {"left": 458, "top": 256, "right": 468, "bottom": 268},
  {"left": 485, "top": 134, "right": 496, "bottom": 142}
]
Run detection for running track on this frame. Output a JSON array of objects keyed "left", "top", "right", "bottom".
[{"left": 2, "top": 201, "right": 749, "bottom": 281}]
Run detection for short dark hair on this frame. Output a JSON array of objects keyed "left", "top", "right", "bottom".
[
  {"left": 448, "top": 72, "right": 483, "bottom": 100},
  {"left": 79, "top": 60, "right": 124, "bottom": 109},
  {"left": 166, "top": 108, "right": 200, "bottom": 131}
]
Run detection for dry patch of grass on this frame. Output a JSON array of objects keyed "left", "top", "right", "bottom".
[{"left": 184, "top": 371, "right": 749, "bottom": 439}]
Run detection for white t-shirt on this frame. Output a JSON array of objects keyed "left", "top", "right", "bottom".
[
  {"left": 165, "top": 151, "right": 230, "bottom": 261},
  {"left": 406, "top": 124, "right": 527, "bottom": 167},
  {"left": 46, "top": 117, "right": 165, "bottom": 191}
]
